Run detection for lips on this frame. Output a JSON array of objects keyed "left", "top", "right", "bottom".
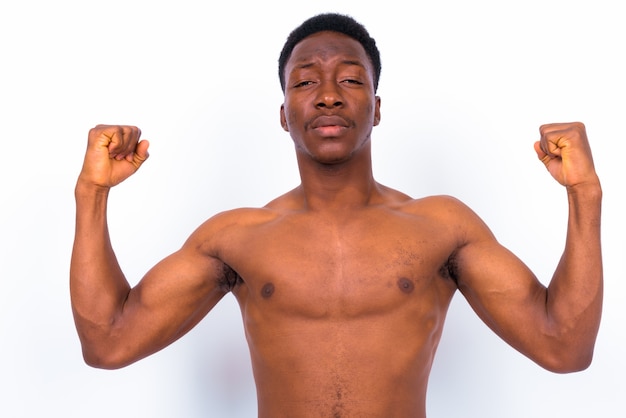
[{"left": 310, "top": 115, "right": 349, "bottom": 129}]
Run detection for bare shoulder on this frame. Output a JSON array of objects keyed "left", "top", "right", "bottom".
[
  {"left": 396, "top": 194, "right": 495, "bottom": 244},
  {"left": 399, "top": 194, "right": 480, "bottom": 220},
  {"left": 401, "top": 194, "right": 466, "bottom": 211},
  {"left": 188, "top": 206, "right": 280, "bottom": 249}
]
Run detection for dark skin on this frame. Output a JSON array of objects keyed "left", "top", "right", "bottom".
[{"left": 71, "top": 31, "right": 603, "bottom": 417}]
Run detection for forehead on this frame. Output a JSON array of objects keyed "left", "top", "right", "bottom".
[{"left": 286, "top": 31, "right": 370, "bottom": 70}]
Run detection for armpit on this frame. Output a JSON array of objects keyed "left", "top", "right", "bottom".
[
  {"left": 217, "top": 263, "right": 244, "bottom": 292},
  {"left": 439, "top": 250, "right": 460, "bottom": 285}
]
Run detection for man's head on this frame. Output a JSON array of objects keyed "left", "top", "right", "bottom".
[{"left": 278, "top": 13, "right": 381, "bottom": 93}]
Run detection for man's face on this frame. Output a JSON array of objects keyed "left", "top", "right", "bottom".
[{"left": 280, "top": 31, "right": 381, "bottom": 165}]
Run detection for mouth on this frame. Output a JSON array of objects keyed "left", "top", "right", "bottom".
[{"left": 309, "top": 115, "right": 350, "bottom": 137}]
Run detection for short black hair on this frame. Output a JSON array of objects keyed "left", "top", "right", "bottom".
[{"left": 278, "top": 13, "right": 381, "bottom": 93}]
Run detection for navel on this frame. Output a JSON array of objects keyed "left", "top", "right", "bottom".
[
  {"left": 261, "top": 282, "right": 275, "bottom": 299},
  {"left": 397, "top": 277, "right": 415, "bottom": 294}
]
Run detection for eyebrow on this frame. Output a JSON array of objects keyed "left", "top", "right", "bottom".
[
  {"left": 340, "top": 59, "right": 366, "bottom": 69},
  {"left": 293, "top": 59, "right": 366, "bottom": 71}
]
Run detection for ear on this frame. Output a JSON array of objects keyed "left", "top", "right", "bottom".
[
  {"left": 373, "top": 96, "right": 381, "bottom": 126},
  {"left": 280, "top": 104, "right": 289, "bottom": 132}
]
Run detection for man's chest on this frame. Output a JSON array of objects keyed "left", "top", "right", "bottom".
[{"left": 222, "top": 212, "right": 459, "bottom": 317}]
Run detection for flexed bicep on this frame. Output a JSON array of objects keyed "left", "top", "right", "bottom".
[
  {"left": 453, "top": 235, "right": 563, "bottom": 368},
  {"left": 85, "top": 243, "right": 231, "bottom": 369}
]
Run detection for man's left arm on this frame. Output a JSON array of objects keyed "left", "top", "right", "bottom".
[{"left": 455, "top": 122, "right": 602, "bottom": 373}]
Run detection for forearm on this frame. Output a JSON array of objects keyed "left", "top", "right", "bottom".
[
  {"left": 70, "top": 182, "right": 131, "bottom": 350},
  {"left": 545, "top": 181, "right": 603, "bottom": 365}
]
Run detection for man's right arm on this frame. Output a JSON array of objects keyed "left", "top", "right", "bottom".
[{"left": 70, "top": 125, "right": 228, "bottom": 368}]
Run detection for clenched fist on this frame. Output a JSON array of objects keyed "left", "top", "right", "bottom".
[
  {"left": 534, "top": 122, "right": 599, "bottom": 189},
  {"left": 78, "top": 125, "right": 150, "bottom": 189}
]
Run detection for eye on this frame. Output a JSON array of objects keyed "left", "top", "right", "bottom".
[
  {"left": 341, "top": 78, "right": 363, "bottom": 85},
  {"left": 293, "top": 80, "right": 315, "bottom": 88}
]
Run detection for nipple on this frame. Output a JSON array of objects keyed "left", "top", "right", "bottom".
[
  {"left": 397, "top": 277, "right": 414, "bottom": 294},
  {"left": 261, "top": 283, "right": 275, "bottom": 299}
]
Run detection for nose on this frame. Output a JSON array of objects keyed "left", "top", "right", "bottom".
[{"left": 315, "top": 81, "right": 343, "bottom": 109}]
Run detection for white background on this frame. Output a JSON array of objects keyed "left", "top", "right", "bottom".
[{"left": 1, "top": 0, "right": 624, "bottom": 417}]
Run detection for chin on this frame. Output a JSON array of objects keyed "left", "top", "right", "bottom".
[{"left": 315, "top": 153, "right": 354, "bottom": 167}]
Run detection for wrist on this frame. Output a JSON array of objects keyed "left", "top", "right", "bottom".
[
  {"left": 75, "top": 177, "right": 111, "bottom": 199},
  {"left": 566, "top": 179, "right": 602, "bottom": 229},
  {"left": 566, "top": 178, "right": 602, "bottom": 202}
]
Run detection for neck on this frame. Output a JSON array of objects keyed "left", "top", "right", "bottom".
[{"left": 295, "top": 144, "right": 381, "bottom": 212}]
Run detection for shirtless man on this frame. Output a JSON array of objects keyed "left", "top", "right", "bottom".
[{"left": 70, "top": 13, "right": 603, "bottom": 417}]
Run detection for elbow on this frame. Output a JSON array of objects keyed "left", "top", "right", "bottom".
[
  {"left": 531, "top": 311, "right": 601, "bottom": 373},
  {"left": 534, "top": 343, "right": 596, "bottom": 374},
  {"left": 82, "top": 348, "right": 128, "bottom": 370},
  {"left": 74, "top": 319, "right": 137, "bottom": 369},
  {"left": 79, "top": 338, "right": 137, "bottom": 370},
  {"left": 540, "top": 356, "right": 593, "bottom": 374},
  {"left": 82, "top": 351, "right": 123, "bottom": 370}
]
